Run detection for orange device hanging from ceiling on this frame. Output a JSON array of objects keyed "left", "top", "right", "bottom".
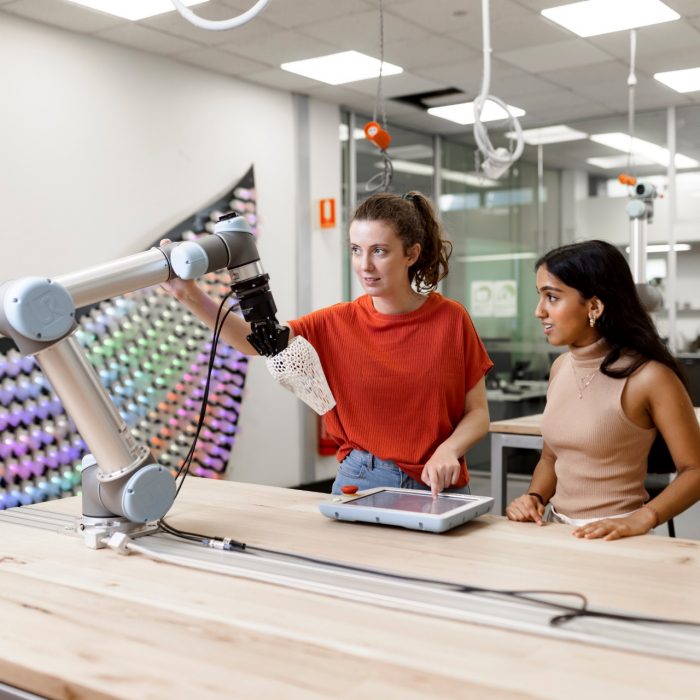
[{"left": 364, "top": 121, "right": 392, "bottom": 151}]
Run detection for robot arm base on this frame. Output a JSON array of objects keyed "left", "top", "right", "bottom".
[{"left": 81, "top": 454, "right": 176, "bottom": 523}]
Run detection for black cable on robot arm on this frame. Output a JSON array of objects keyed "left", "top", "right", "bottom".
[
  {"left": 175, "top": 299, "right": 237, "bottom": 491},
  {"left": 174, "top": 290, "right": 235, "bottom": 490}
]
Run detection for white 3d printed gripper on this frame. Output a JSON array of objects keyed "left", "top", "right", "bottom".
[{"left": 265, "top": 336, "right": 336, "bottom": 415}]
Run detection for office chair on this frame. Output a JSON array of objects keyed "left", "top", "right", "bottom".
[{"left": 646, "top": 434, "right": 676, "bottom": 537}]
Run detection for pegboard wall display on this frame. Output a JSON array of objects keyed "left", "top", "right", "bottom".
[{"left": 0, "top": 167, "right": 257, "bottom": 509}]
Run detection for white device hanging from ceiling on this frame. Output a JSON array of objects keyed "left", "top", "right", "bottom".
[
  {"left": 473, "top": 0, "right": 524, "bottom": 180},
  {"left": 617, "top": 29, "right": 663, "bottom": 313},
  {"left": 169, "top": 0, "right": 270, "bottom": 31}
]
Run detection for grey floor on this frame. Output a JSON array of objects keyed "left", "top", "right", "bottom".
[{"left": 469, "top": 471, "right": 700, "bottom": 540}]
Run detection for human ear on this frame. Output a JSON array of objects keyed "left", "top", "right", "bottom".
[
  {"left": 406, "top": 243, "right": 421, "bottom": 265},
  {"left": 588, "top": 297, "right": 604, "bottom": 324}
]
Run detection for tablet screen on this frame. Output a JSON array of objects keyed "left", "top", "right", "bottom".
[{"left": 344, "top": 490, "right": 469, "bottom": 515}]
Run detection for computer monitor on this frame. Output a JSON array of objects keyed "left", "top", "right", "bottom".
[{"left": 482, "top": 338, "right": 512, "bottom": 382}]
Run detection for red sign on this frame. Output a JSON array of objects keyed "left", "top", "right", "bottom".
[{"left": 319, "top": 198, "right": 336, "bottom": 228}]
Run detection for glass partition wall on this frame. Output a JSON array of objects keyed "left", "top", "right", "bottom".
[{"left": 440, "top": 140, "right": 561, "bottom": 384}]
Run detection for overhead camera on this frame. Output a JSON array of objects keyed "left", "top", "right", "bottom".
[{"left": 634, "top": 181, "right": 657, "bottom": 199}]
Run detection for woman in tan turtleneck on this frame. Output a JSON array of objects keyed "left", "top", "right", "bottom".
[{"left": 506, "top": 240, "right": 700, "bottom": 540}]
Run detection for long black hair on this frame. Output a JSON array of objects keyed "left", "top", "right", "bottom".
[{"left": 537, "top": 240, "right": 685, "bottom": 385}]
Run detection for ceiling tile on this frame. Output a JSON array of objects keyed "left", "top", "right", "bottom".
[
  {"left": 665, "top": 0, "right": 700, "bottom": 18},
  {"left": 587, "top": 20, "right": 700, "bottom": 60},
  {"left": 636, "top": 46, "right": 700, "bottom": 73},
  {"left": 298, "top": 9, "right": 431, "bottom": 55},
  {"left": 540, "top": 60, "right": 630, "bottom": 89},
  {"left": 96, "top": 23, "right": 201, "bottom": 56},
  {"left": 141, "top": 4, "right": 281, "bottom": 47},
  {"left": 175, "top": 47, "right": 268, "bottom": 76},
  {"left": 386, "top": 0, "right": 480, "bottom": 35},
  {"left": 345, "top": 72, "right": 451, "bottom": 100},
  {"left": 2, "top": 0, "right": 122, "bottom": 33},
  {"left": 216, "top": 29, "right": 337, "bottom": 65},
  {"left": 382, "top": 34, "right": 479, "bottom": 72},
  {"left": 253, "top": 0, "right": 374, "bottom": 28},
  {"left": 500, "top": 39, "right": 613, "bottom": 73},
  {"left": 414, "top": 57, "right": 528, "bottom": 96},
  {"left": 240, "top": 67, "right": 325, "bottom": 92}
]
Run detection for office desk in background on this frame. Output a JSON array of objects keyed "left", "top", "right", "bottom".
[
  {"left": 489, "top": 407, "right": 700, "bottom": 515},
  {"left": 0, "top": 478, "right": 699, "bottom": 699}
]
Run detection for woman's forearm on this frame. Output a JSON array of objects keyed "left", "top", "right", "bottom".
[
  {"left": 175, "top": 282, "right": 258, "bottom": 355},
  {"left": 645, "top": 466, "right": 700, "bottom": 524}
]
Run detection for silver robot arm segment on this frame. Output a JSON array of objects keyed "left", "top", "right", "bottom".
[
  {"left": 170, "top": 212, "right": 289, "bottom": 356},
  {"left": 0, "top": 212, "right": 285, "bottom": 543}
]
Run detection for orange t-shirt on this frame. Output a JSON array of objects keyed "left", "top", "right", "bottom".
[{"left": 289, "top": 293, "right": 492, "bottom": 486}]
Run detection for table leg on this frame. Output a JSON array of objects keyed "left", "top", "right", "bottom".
[
  {"left": 491, "top": 433, "right": 507, "bottom": 515},
  {"left": 489, "top": 434, "right": 545, "bottom": 515}
]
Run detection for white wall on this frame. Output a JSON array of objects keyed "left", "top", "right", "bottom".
[{"left": 0, "top": 14, "right": 342, "bottom": 487}]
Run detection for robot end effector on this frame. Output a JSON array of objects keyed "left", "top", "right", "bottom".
[{"left": 166, "top": 212, "right": 289, "bottom": 356}]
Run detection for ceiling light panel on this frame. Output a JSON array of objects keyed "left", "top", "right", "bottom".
[
  {"left": 590, "top": 132, "right": 699, "bottom": 169},
  {"left": 654, "top": 67, "right": 700, "bottom": 93},
  {"left": 586, "top": 155, "right": 656, "bottom": 169},
  {"left": 507, "top": 125, "right": 588, "bottom": 145},
  {"left": 281, "top": 51, "right": 402, "bottom": 86},
  {"left": 427, "top": 100, "right": 526, "bottom": 126},
  {"left": 541, "top": 0, "right": 679, "bottom": 38},
  {"left": 64, "top": 0, "right": 208, "bottom": 21}
]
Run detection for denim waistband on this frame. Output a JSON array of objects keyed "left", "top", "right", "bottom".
[{"left": 347, "top": 449, "right": 400, "bottom": 471}]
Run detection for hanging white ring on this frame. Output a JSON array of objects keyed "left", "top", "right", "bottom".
[{"left": 169, "top": 0, "right": 270, "bottom": 32}]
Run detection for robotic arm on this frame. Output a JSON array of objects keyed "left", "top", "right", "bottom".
[{"left": 0, "top": 213, "right": 287, "bottom": 545}]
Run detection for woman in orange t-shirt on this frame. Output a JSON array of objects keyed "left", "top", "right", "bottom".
[{"left": 166, "top": 192, "right": 492, "bottom": 496}]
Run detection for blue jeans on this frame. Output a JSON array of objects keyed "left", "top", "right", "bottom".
[{"left": 331, "top": 449, "right": 471, "bottom": 495}]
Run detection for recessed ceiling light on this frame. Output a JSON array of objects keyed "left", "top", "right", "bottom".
[
  {"left": 625, "top": 244, "right": 691, "bottom": 253},
  {"left": 382, "top": 160, "right": 499, "bottom": 187},
  {"left": 586, "top": 155, "right": 656, "bottom": 169},
  {"left": 590, "top": 133, "right": 699, "bottom": 169},
  {"left": 427, "top": 100, "right": 525, "bottom": 126},
  {"left": 454, "top": 252, "right": 538, "bottom": 263},
  {"left": 654, "top": 67, "right": 700, "bottom": 93},
  {"left": 541, "top": 0, "right": 679, "bottom": 38},
  {"left": 64, "top": 0, "right": 208, "bottom": 21},
  {"left": 281, "top": 51, "right": 402, "bottom": 86},
  {"left": 506, "top": 124, "right": 587, "bottom": 145}
]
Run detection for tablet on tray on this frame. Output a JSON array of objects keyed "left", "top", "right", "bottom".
[{"left": 318, "top": 487, "right": 494, "bottom": 533}]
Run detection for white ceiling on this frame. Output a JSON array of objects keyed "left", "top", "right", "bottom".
[{"left": 4, "top": 0, "right": 700, "bottom": 172}]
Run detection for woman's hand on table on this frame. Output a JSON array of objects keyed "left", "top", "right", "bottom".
[
  {"left": 505, "top": 494, "right": 545, "bottom": 525},
  {"left": 571, "top": 507, "right": 658, "bottom": 540}
]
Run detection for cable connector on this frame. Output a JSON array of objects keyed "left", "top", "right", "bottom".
[
  {"left": 206, "top": 537, "right": 246, "bottom": 551},
  {"left": 106, "top": 532, "right": 133, "bottom": 555}
]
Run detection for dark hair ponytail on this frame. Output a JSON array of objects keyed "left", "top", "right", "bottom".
[
  {"left": 537, "top": 240, "right": 685, "bottom": 385},
  {"left": 352, "top": 191, "right": 452, "bottom": 292}
]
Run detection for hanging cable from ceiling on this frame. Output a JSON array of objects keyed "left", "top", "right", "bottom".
[
  {"left": 473, "top": 0, "right": 524, "bottom": 180},
  {"left": 364, "top": 0, "right": 394, "bottom": 192},
  {"left": 169, "top": 0, "right": 270, "bottom": 31}
]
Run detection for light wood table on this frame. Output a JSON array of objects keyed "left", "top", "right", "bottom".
[
  {"left": 0, "top": 478, "right": 699, "bottom": 699},
  {"left": 489, "top": 407, "right": 700, "bottom": 515}
]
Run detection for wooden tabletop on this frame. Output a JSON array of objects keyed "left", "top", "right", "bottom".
[
  {"left": 0, "top": 478, "right": 699, "bottom": 699},
  {"left": 490, "top": 407, "right": 700, "bottom": 436}
]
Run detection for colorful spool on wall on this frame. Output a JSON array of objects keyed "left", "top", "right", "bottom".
[{"left": 0, "top": 167, "right": 257, "bottom": 508}]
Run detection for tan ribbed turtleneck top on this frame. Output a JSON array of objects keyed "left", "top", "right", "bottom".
[{"left": 541, "top": 338, "right": 656, "bottom": 519}]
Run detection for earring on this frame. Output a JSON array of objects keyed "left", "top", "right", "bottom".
[{"left": 589, "top": 315, "right": 596, "bottom": 328}]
